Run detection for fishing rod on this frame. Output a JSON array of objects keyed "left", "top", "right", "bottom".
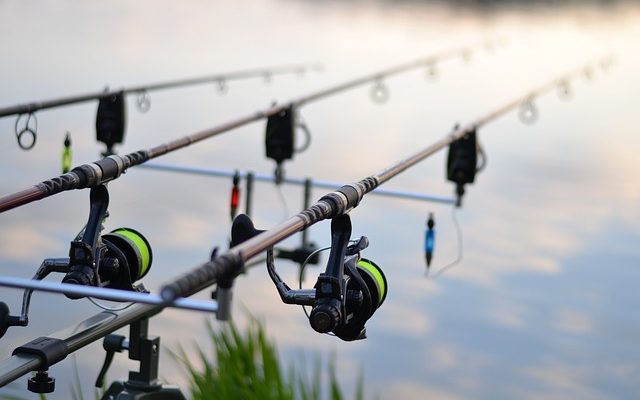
[
  {"left": 2, "top": 62, "right": 323, "bottom": 151},
  {"left": 0, "top": 55, "right": 614, "bottom": 395},
  {"left": 158, "top": 54, "right": 615, "bottom": 304},
  {"left": 0, "top": 63, "right": 323, "bottom": 118},
  {"left": 137, "top": 162, "right": 455, "bottom": 278},
  {"left": 139, "top": 161, "right": 455, "bottom": 278},
  {"left": 285, "top": 40, "right": 500, "bottom": 108},
  {"left": 138, "top": 162, "right": 456, "bottom": 205},
  {"left": 0, "top": 40, "right": 503, "bottom": 214}
]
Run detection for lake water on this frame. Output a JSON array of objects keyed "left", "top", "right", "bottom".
[{"left": 0, "top": 0, "right": 639, "bottom": 398}]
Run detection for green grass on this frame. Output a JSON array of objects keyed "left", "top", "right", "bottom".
[{"left": 173, "top": 319, "right": 365, "bottom": 400}]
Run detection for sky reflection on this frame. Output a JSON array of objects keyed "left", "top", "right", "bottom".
[{"left": 0, "top": 0, "right": 639, "bottom": 399}]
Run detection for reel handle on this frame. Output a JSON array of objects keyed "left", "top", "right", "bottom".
[
  {"left": 62, "top": 185, "right": 109, "bottom": 292},
  {"left": 309, "top": 215, "right": 351, "bottom": 333},
  {"left": 309, "top": 298, "right": 341, "bottom": 333},
  {"left": 0, "top": 302, "right": 26, "bottom": 338}
]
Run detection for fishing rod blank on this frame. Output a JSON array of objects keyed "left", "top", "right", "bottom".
[
  {"left": 288, "top": 39, "right": 502, "bottom": 108},
  {"left": 138, "top": 162, "right": 456, "bottom": 205},
  {"left": 159, "top": 55, "right": 614, "bottom": 302},
  {"left": 0, "top": 111, "right": 276, "bottom": 213},
  {"left": 0, "top": 63, "right": 322, "bottom": 119},
  {"left": 0, "top": 40, "right": 501, "bottom": 214}
]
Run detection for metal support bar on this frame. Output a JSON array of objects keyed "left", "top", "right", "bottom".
[
  {"left": 0, "top": 276, "right": 218, "bottom": 313},
  {"left": 245, "top": 172, "right": 254, "bottom": 218},
  {"left": 137, "top": 162, "right": 456, "bottom": 205},
  {"left": 302, "top": 178, "right": 313, "bottom": 249}
]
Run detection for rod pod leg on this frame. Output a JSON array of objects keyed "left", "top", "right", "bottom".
[{"left": 100, "top": 317, "right": 187, "bottom": 400}]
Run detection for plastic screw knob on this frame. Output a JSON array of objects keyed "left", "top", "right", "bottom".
[
  {"left": 309, "top": 303, "right": 340, "bottom": 333},
  {"left": 28, "top": 371, "right": 55, "bottom": 393}
]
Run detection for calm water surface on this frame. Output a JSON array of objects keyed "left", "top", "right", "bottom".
[{"left": 0, "top": 1, "right": 639, "bottom": 398}]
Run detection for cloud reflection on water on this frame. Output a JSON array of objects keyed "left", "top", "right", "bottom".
[{"left": 0, "top": 0, "right": 639, "bottom": 399}]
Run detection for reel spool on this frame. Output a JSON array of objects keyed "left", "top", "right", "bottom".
[
  {"left": 356, "top": 258, "right": 387, "bottom": 311},
  {"left": 101, "top": 228, "right": 153, "bottom": 290},
  {"left": 62, "top": 227, "right": 152, "bottom": 295},
  {"left": 330, "top": 257, "right": 387, "bottom": 342}
]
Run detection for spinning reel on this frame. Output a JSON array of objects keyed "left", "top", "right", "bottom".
[
  {"left": 62, "top": 185, "right": 151, "bottom": 294},
  {"left": 0, "top": 184, "right": 152, "bottom": 338},
  {"left": 231, "top": 213, "right": 387, "bottom": 341}
]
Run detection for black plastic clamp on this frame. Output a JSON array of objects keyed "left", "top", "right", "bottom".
[{"left": 12, "top": 336, "right": 68, "bottom": 367}]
